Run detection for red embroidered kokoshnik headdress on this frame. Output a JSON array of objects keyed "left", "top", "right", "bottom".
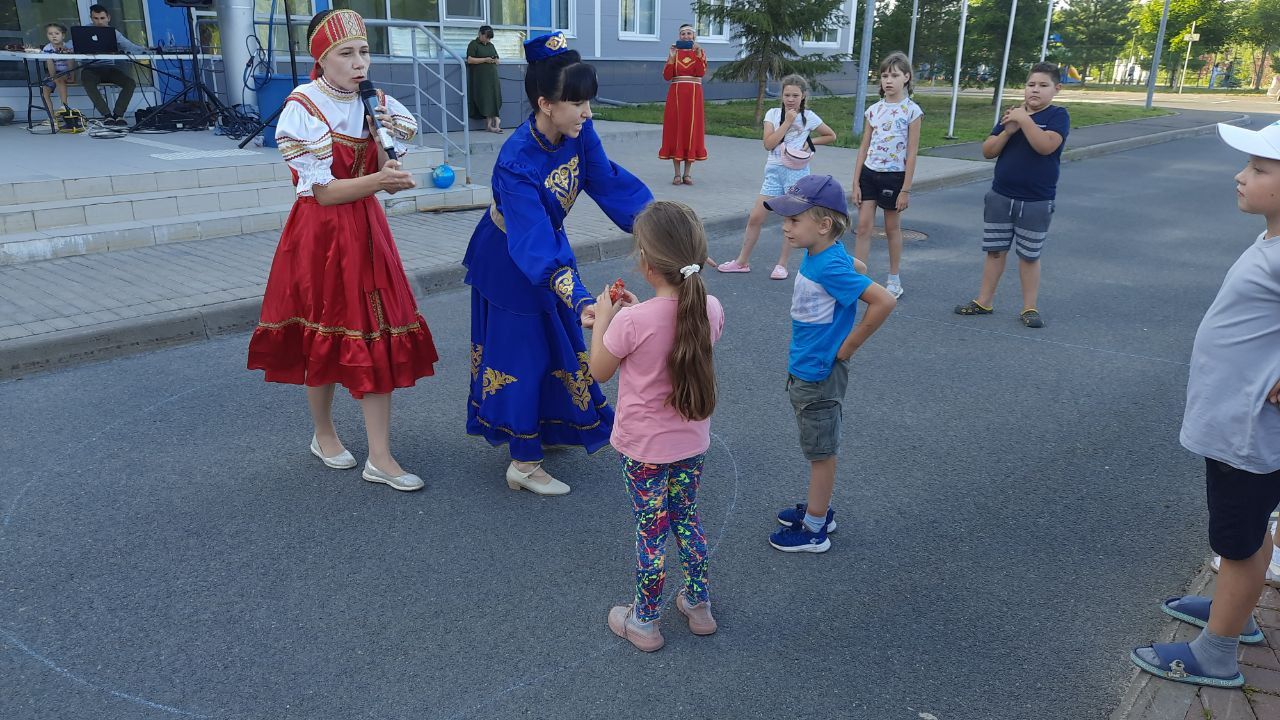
[{"left": 308, "top": 9, "right": 367, "bottom": 80}]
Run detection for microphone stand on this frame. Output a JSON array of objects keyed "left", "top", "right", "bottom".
[{"left": 238, "top": 0, "right": 299, "bottom": 149}]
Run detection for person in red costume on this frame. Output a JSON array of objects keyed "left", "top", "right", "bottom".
[
  {"left": 247, "top": 9, "right": 439, "bottom": 492},
  {"left": 659, "top": 24, "right": 708, "bottom": 186}
]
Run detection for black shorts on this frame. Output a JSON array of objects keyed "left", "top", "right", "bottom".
[
  {"left": 1205, "top": 458, "right": 1280, "bottom": 560},
  {"left": 859, "top": 166, "right": 906, "bottom": 211}
]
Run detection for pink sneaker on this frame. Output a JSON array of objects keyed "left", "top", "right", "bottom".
[
  {"left": 608, "top": 605, "right": 665, "bottom": 652},
  {"left": 770, "top": 265, "right": 789, "bottom": 280},
  {"left": 716, "top": 259, "right": 750, "bottom": 273},
  {"left": 676, "top": 592, "right": 717, "bottom": 635}
]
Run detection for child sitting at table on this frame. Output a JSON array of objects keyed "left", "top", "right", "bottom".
[{"left": 41, "top": 23, "right": 75, "bottom": 116}]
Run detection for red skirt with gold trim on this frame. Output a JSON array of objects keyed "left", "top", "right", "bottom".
[
  {"left": 247, "top": 191, "right": 437, "bottom": 398},
  {"left": 659, "top": 80, "right": 707, "bottom": 162}
]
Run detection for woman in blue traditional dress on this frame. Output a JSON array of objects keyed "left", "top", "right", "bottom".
[{"left": 463, "top": 31, "right": 653, "bottom": 495}]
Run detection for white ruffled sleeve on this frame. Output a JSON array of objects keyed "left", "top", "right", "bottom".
[
  {"left": 275, "top": 98, "right": 335, "bottom": 197},
  {"left": 384, "top": 94, "right": 417, "bottom": 157}
]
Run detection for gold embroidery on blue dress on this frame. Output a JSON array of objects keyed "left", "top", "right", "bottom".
[
  {"left": 544, "top": 156, "right": 580, "bottom": 213},
  {"left": 470, "top": 343, "right": 483, "bottom": 380},
  {"left": 552, "top": 351, "right": 594, "bottom": 411},
  {"left": 469, "top": 399, "right": 603, "bottom": 438},
  {"left": 551, "top": 267, "right": 575, "bottom": 308},
  {"left": 482, "top": 367, "right": 516, "bottom": 398}
]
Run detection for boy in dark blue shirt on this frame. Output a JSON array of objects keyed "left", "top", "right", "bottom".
[{"left": 954, "top": 62, "right": 1069, "bottom": 328}]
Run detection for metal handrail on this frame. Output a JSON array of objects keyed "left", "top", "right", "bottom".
[{"left": 204, "top": 14, "right": 472, "bottom": 184}]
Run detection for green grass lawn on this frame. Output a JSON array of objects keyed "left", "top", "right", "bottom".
[{"left": 591, "top": 93, "right": 1172, "bottom": 152}]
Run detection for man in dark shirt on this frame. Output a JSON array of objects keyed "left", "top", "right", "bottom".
[
  {"left": 954, "top": 62, "right": 1070, "bottom": 328},
  {"left": 81, "top": 4, "right": 147, "bottom": 126}
]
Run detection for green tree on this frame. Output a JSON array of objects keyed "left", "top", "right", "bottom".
[
  {"left": 875, "top": 0, "right": 965, "bottom": 81},
  {"left": 1055, "top": 0, "right": 1136, "bottom": 85},
  {"left": 964, "top": 0, "right": 1053, "bottom": 101},
  {"left": 691, "top": 0, "right": 849, "bottom": 123},
  {"left": 1133, "top": 0, "right": 1236, "bottom": 86},
  {"left": 1235, "top": 0, "right": 1280, "bottom": 88}
]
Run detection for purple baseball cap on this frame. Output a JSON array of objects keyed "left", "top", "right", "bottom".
[{"left": 764, "top": 174, "right": 848, "bottom": 218}]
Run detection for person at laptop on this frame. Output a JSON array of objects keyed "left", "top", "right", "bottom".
[{"left": 79, "top": 4, "right": 145, "bottom": 126}]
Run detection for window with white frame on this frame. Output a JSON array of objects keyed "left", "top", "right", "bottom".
[
  {"left": 553, "top": 0, "right": 575, "bottom": 34},
  {"left": 488, "top": 0, "right": 525, "bottom": 25},
  {"left": 803, "top": 25, "right": 838, "bottom": 46},
  {"left": 619, "top": 0, "right": 658, "bottom": 38},
  {"left": 446, "top": 0, "right": 485, "bottom": 20},
  {"left": 695, "top": 0, "right": 728, "bottom": 42}
]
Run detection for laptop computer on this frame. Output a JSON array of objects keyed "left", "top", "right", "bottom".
[{"left": 70, "top": 26, "right": 119, "bottom": 54}]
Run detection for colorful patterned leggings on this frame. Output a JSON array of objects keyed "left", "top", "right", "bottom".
[{"left": 623, "top": 453, "right": 709, "bottom": 622}]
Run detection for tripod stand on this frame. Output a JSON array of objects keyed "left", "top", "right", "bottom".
[
  {"left": 134, "top": 5, "right": 234, "bottom": 131},
  {"left": 237, "top": 0, "right": 302, "bottom": 148}
]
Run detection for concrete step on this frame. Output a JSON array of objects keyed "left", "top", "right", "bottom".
[
  {"left": 0, "top": 147, "right": 446, "bottom": 206},
  {"left": 0, "top": 179, "right": 490, "bottom": 265},
  {"left": 3, "top": 180, "right": 302, "bottom": 233},
  {"left": 4, "top": 161, "right": 463, "bottom": 234}
]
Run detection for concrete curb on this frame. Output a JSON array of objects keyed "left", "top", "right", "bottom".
[
  {"left": 0, "top": 114, "right": 1250, "bottom": 381},
  {"left": 1063, "top": 113, "right": 1250, "bottom": 163}
]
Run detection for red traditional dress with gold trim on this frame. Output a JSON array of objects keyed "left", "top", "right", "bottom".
[
  {"left": 658, "top": 47, "right": 708, "bottom": 162},
  {"left": 246, "top": 77, "right": 438, "bottom": 397}
]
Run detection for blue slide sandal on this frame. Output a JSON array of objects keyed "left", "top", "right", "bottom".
[
  {"left": 1130, "top": 642, "right": 1245, "bottom": 688},
  {"left": 1160, "top": 595, "right": 1265, "bottom": 644}
]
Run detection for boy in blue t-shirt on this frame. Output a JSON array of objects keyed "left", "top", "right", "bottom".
[
  {"left": 955, "top": 62, "right": 1070, "bottom": 328},
  {"left": 763, "top": 175, "right": 897, "bottom": 552}
]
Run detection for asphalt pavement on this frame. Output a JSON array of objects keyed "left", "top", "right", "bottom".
[{"left": 2, "top": 118, "right": 1278, "bottom": 720}]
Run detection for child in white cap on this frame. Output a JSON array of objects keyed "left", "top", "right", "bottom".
[{"left": 1131, "top": 120, "right": 1280, "bottom": 688}]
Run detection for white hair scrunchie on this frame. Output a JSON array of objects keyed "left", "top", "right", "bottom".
[{"left": 679, "top": 264, "right": 701, "bottom": 279}]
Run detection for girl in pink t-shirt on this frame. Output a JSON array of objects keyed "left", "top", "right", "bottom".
[{"left": 588, "top": 200, "right": 725, "bottom": 652}]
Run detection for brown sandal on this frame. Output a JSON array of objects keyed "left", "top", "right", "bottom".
[
  {"left": 682, "top": 175, "right": 693, "bottom": 185},
  {"left": 672, "top": 175, "right": 684, "bottom": 185}
]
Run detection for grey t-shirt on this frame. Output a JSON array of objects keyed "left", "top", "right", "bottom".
[{"left": 1180, "top": 231, "right": 1280, "bottom": 474}]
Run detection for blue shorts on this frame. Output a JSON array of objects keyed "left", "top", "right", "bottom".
[{"left": 760, "top": 163, "right": 811, "bottom": 197}]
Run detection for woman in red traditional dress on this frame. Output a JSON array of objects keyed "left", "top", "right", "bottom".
[
  {"left": 658, "top": 24, "right": 708, "bottom": 186},
  {"left": 247, "top": 9, "right": 438, "bottom": 492}
]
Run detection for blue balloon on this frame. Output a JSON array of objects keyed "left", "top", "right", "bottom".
[{"left": 431, "top": 164, "right": 456, "bottom": 189}]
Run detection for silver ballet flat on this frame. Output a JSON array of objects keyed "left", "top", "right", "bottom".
[
  {"left": 362, "top": 460, "right": 424, "bottom": 492},
  {"left": 310, "top": 435, "right": 357, "bottom": 469}
]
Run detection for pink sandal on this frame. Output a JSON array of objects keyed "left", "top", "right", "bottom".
[
  {"left": 770, "top": 265, "right": 789, "bottom": 280},
  {"left": 716, "top": 259, "right": 750, "bottom": 273}
]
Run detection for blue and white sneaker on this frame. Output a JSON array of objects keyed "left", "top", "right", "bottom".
[
  {"left": 776, "top": 503, "right": 837, "bottom": 533},
  {"left": 769, "top": 521, "right": 831, "bottom": 553}
]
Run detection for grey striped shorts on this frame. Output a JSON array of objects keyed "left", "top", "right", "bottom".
[{"left": 982, "top": 190, "right": 1055, "bottom": 261}]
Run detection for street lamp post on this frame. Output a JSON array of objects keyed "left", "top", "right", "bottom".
[
  {"left": 945, "top": 0, "right": 970, "bottom": 139},
  {"left": 1145, "top": 0, "right": 1172, "bottom": 109},
  {"left": 1178, "top": 20, "right": 1198, "bottom": 94},
  {"left": 852, "top": 0, "right": 877, "bottom": 136},
  {"left": 908, "top": 0, "right": 919, "bottom": 62},
  {"left": 1039, "top": 0, "right": 1054, "bottom": 62},
  {"left": 993, "top": 0, "right": 1019, "bottom": 128}
]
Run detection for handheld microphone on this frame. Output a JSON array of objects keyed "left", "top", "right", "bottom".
[{"left": 357, "top": 80, "right": 398, "bottom": 161}]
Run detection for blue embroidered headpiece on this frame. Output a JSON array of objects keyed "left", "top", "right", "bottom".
[{"left": 524, "top": 32, "right": 570, "bottom": 63}]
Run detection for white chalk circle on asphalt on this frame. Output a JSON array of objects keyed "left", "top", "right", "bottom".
[{"left": 0, "top": 381, "right": 743, "bottom": 719}]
